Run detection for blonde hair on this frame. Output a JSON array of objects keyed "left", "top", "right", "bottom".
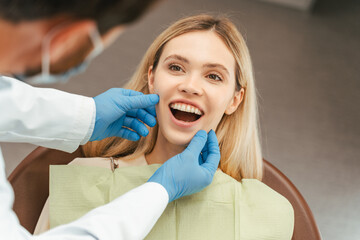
[{"left": 83, "top": 14, "right": 263, "bottom": 181}]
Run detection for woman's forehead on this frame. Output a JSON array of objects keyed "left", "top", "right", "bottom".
[{"left": 160, "top": 31, "right": 236, "bottom": 72}]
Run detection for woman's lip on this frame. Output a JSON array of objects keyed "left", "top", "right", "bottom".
[
  {"left": 169, "top": 99, "right": 204, "bottom": 115},
  {"left": 168, "top": 106, "right": 203, "bottom": 128}
]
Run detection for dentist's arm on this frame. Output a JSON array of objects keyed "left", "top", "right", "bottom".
[
  {"left": 1, "top": 146, "right": 167, "bottom": 240},
  {"left": 1, "top": 131, "right": 220, "bottom": 240},
  {"left": 0, "top": 76, "right": 94, "bottom": 152},
  {"left": 0, "top": 76, "right": 158, "bottom": 152},
  {"left": 38, "top": 130, "right": 220, "bottom": 239}
]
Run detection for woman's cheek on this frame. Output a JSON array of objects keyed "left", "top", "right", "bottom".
[{"left": 209, "top": 104, "right": 229, "bottom": 129}]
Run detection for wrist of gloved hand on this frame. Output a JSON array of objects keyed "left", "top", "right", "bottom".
[{"left": 148, "top": 130, "right": 220, "bottom": 202}]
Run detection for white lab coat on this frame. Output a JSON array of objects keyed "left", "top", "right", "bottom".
[{"left": 0, "top": 76, "right": 168, "bottom": 240}]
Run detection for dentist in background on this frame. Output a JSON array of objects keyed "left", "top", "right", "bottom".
[{"left": 0, "top": 0, "right": 221, "bottom": 239}]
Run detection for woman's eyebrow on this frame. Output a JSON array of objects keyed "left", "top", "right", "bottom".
[
  {"left": 164, "top": 54, "right": 229, "bottom": 76},
  {"left": 203, "top": 63, "right": 230, "bottom": 76},
  {"left": 164, "top": 54, "right": 189, "bottom": 64}
]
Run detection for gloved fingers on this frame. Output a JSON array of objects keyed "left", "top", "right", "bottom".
[
  {"left": 198, "top": 130, "right": 212, "bottom": 165},
  {"left": 198, "top": 153, "right": 205, "bottom": 165},
  {"left": 129, "top": 105, "right": 157, "bottom": 119},
  {"left": 201, "top": 136, "right": 209, "bottom": 161},
  {"left": 123, "top": 117, "right": 149, "bottom": 137},
  {"left": 199, "top": 150, "right": 207, "bottom": 166},
  {"left": 117, "top": 127, "right": 141, "bottom": 141},
  {"left": 127, "top": 109, "right": 157, "bottom": 127},
  {"left": 119, "top": 89, "right": 157, "bottom": 116},
  {"left": 121, "top": 94, "right": 159, "bottom": 112},
  {"left": 200, "top": 130, "right": 221, "bottom": 172},
  {"left": 184, "top": 130, "right": 208, "bottom": 159},
  {"left": 115, "top": 88, "right": 144, "bottom": 97},
  {"left": 145, "top": 105, "right": 157, "bottom": 117}
]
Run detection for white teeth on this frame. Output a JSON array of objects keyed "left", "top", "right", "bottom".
[{"left": 170, "top": 103, "right": 203, "bottom": 115}]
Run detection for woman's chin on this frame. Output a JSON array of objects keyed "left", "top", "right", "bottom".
[
  {"left": 162, "top": 129, "right": 197, "bottom": 147},
  {"left": 167, "top": 135, "right": 193, "bottom": 147}
]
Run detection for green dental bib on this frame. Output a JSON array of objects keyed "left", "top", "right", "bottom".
[{"left": 49, "top": 164, "right": 294, "bottom": 240}]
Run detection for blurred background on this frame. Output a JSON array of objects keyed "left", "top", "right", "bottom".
[{"left": 3, "top": 0, "right": 360, "bottom": 239}]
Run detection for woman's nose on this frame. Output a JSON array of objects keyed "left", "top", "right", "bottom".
[{"left": 177, "top": 75, "right": 203, "bottom": 96}]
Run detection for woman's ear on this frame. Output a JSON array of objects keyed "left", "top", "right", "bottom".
[
  {"left": 148, "top": 66, "right": 155, "bottom": 94},
  {"left": 225, "top": 88, "right": 245, "bottom": 115}
]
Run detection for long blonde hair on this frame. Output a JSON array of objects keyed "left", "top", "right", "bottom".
[{"left": 83, "top": 14, "right": 263, "bottom": 181}]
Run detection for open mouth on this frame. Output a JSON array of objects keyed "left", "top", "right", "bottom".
[{"left": 169, "top": 103, "right": 203, "bottom": 122}]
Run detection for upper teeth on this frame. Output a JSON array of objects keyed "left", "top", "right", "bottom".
[{"left": 170, "top": 103, "right": 203, "bottom": 115}]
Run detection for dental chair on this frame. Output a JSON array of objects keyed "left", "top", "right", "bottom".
[{"left": 8, "top": 146, "right": 322, "bottom": 239}]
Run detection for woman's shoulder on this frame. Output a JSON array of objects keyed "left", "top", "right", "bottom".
[
  {"left": 241, "top": 178, "right": 293, "bottom": 208},
  {"left": 68, "top": 155, "right": 148, "bottom": 169},
  {"left": 213, "top": 172, "right": 293, "bottom": 208},
  {"left": 209, "top": 172, "right": 294, "bottom": 214},
  {"left": 240, "top": 178, "right": 294, "bottom": 239},
  {"left": 69, "top": 157, "right": 110, "bottom": 168}
]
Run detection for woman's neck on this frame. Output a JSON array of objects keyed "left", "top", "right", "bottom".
[{"left": 145, "top": 129, "right": 186, "bottom": 164}]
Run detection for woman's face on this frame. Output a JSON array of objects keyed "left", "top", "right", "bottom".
[{"left": 148, "top": 30, "right": 244, "bottom": 146}]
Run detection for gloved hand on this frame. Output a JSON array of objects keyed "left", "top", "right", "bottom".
[
  {"left": 90, "top": 88, "right": 159, "bottom": 142},
  {"left": 148, "top": 130, "right": 221, "bottom": 202}
]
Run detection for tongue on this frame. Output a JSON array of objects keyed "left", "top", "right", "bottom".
[{"left": 173, "top": 110, "right": 198, "bottom": 122}]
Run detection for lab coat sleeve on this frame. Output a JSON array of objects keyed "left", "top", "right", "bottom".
[
  {"left": 0, "top": 76, "right": 95, "bottom": 153},
  {"left": 1, "top": 147, "right": 169, "bottom": 240},
  {"left": 38, "top": 182, "right": 169, "bottom": 240}
]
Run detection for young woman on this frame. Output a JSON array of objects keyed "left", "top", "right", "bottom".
[{"left": 35, "top": 14, "right": 294, "bottom": 239}]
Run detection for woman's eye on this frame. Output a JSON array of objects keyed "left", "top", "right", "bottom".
[
  {"left": 169, "top": 64, "right": 183, "bottom": 72},
  {"left": 207, "top": 73, "right": 222, "bottom": 81}
]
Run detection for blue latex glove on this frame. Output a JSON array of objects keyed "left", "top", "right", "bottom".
[
  {"left": 90, "top": 88, "right": 159, "bottom": 142},
  {"left": 148, "top": 130, "right": 221, "bottom": 202}
]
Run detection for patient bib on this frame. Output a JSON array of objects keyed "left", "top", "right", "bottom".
[{"left": 49, "top": 164, "right": 294, "bottom": 240}]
